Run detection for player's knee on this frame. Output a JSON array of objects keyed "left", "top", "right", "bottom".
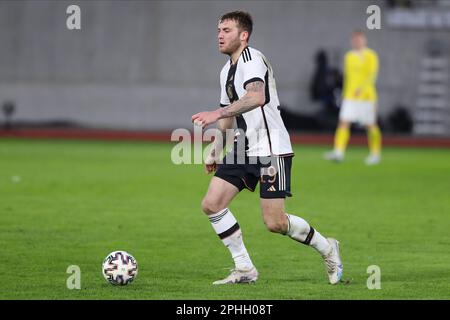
[
  {"left": 339, "top": 121, "right": 350, "bottom": 129},
  {"left": 201, "top": 197, "right": 223, "bottom": 215},
  {"left": 263, "top": 216, "right": 288, "bottom": 234}
]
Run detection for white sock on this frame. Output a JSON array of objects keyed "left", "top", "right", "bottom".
[
  {"left": 208, "top": 208, "right": 254, "bottom": 270},
  {"left": 285, "top": 213, "right": 331, "bottom": 256},
  {"left": 334, "top": 149, "right": 344, "bottom": 157}
]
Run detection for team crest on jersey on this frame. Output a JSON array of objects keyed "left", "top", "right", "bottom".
[{"left": 227, "top": 84, "right": 234, "bottom": 100}]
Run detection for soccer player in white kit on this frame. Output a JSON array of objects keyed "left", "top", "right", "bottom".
[{"left": 192, "top": 11, "right": 343, "bottom": 285}]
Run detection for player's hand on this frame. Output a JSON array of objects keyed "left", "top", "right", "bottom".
[
  {"left": 204, "top": 153, "right": 218, "bottom": 174},
  {"left": 205, "top": 162, "right": 217, "bottom": 174},
  {"left": 354, "top": 88, "right": 362, "bottom": 97},
  {"left": 191, "top": 109, "right": 221, "bottom": 129}
]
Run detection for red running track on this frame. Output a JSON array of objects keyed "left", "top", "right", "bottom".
[{"left": 1, "top": 128, "right": 450, "bottom": 148}]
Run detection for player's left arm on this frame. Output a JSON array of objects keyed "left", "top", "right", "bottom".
[
  {"left": 219, "top": 81, "right": 265, "bottom": 118},
  {"left": 357, "top": 51, "right": 379, "bottom": 94},
  {"left": 191, "top": 81, "right": 265, "bottom": 127},
  {"left": 370, "top": 52, "right": 379, "bottom": 83}
]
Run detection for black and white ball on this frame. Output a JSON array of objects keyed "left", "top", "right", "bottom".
[{"left": 102, "top": 251, "right": 138, "bottom": 285}]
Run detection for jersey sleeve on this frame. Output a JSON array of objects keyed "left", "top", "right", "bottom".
[
  {"left": 361, "top": 50, "right": 379, "bottom": 91},
  {"left": 344, "top": 53, "right": 351, "bottom": 78},
  {"left": 368, "top": 50, "right": 379, "bottom": 83},
  {"left": 241, "top": 53, "right": 267, "bottom": 90}
]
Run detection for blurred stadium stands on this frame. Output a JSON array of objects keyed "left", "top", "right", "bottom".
[{"left": 0, "top": 0, "right": 449, "bottom": 138}]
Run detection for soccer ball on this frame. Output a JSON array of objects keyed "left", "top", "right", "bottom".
[{"left": 102, "top": 250, "right": 138, "bottom": 285}]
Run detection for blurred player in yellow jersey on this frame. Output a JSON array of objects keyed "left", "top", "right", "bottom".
[{"left": 325, "top": 31, "right": 382, "bottom": 165}]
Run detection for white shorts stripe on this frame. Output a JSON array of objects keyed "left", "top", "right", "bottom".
[{"left": 277, "top": 157, "right": 282, "bottom": 191}]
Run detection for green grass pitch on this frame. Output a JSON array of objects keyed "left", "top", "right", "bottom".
[{"left": 0, "top": 138, "right": 449, "bottom": 299}]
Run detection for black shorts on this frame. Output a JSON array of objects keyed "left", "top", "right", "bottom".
[{"left": 215, "top": 149, "right": 293, "bottom": 199}]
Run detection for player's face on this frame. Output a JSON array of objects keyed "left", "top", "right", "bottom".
[
  {"left": 218, "top": 19, "right": 243, "bottom": 55},
  {"left": 351, "top": 34, "right": 367, "bottom": 50}
]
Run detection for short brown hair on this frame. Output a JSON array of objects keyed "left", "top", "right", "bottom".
[
  {"left": 352, "top": 30, "right": 366, "bottom": 37},
  {"left": 219, "top": 11, "right": 253, "bottom": 40}
]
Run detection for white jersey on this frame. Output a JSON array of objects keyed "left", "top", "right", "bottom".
[{"left": 220, "top": 46, "right": 293, "bottom": 157}]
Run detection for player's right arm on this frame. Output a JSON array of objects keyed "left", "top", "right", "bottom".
[
  {"left": 343, "top": 52, "right": 352, "bottom": 98},
  {"left": 205, "top": 117, "right": 234, "bottom": 174},
  {"left": 204, "top": 67, "right": 234, "bottom": 174}
]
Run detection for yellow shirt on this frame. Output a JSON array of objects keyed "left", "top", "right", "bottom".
[{"left": 343, "top": 48, "right": 379, "bottom": 102}]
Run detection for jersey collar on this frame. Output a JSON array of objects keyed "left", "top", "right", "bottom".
[{"left": 230, "top": 46, "right": 250, "bottom": 65}]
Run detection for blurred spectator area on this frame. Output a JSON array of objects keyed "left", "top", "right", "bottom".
[
  {"left": 386, "top": 0, "right": 450, "bottom": 9},
  {"left": 0, "top": 0, "right": 449, "bottom": 135}
]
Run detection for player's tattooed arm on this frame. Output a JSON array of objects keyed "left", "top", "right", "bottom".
[
  {"left": 219, "top": 81, "right": 265, "bottom": 119},
  {"left": 191, "top": 81, "right": 264, "bottom": 129}
]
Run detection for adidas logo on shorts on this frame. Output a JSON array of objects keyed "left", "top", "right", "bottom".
[{"left": 267, "top": 185, "right": 277, "bottom": 192}]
